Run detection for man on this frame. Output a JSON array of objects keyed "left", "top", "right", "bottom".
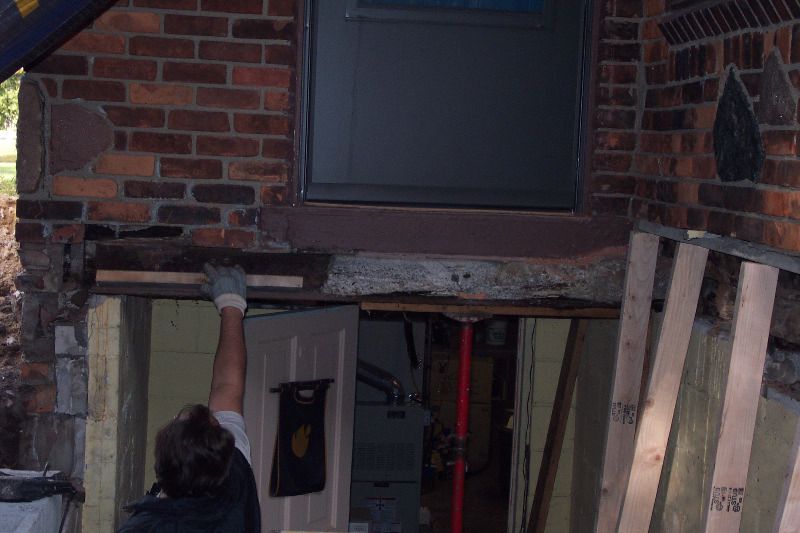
[{"left": 118, "top": 264, "right": 261, "bottom": 532}]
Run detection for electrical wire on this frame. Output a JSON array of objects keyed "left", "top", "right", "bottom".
[{"left": 518, "top": 319, "right": 536, "bottom": 533}]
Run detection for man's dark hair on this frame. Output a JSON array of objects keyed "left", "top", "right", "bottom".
[{"left": 154, "top": 404, "right": 235, "bottom": 498}]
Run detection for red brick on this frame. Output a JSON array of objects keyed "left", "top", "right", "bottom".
[
  {"left": 115, "top": 131, "right": 128, "bottom": 150},
  {"left": 192, "top": 184, "right": 255, "bottom": 204},
  {"left": 20, "top": 362, "right": 50, "bottom": 384},
  {"left": 265, "top": 44, "right": 295, "bottom": 66},
  {"left": 164, "top": 14, "right": 228, "bottom": 36},
  {"left": 228, "top": 208, "right": 258, "bottom": 226},
  {"left": 595, "top": 131, "right": 636, "bottom": 151},
  {"left": 761, "top": 158, "right": 800, "bottom": 188},
  {"left": 169, "top": 110, "right": 230, "bottom": 131},
  {"left": 598, "top": 64, "right": 637, "bottom": 85},
  {"left": 229, "top": 160, "right": 288, "bottom": 181},
  {"left": 94, "top": 11, "right": 161, "bottom": 33},
  {"left": 197, "top": 87, "right": 260, "bottom": 109},
  {"left": 264, "top": 91, "right": 291, "bottom": 112},
  {"left": 590, "top": 174, "right": 636, "bottom": 195},
  {"left": 233, "top": 66, "right": 292, "bottom": 88},
  {"left": 199, "top": 40, "right": 262, "bottom": 63},
  {"left": 157, "top": 205, "right": 220, "bottom": 224},
  {"left": 232, "top": 19, "right": 295, "bottom": 40},
  {"left": 759, "top": 189, "right": 800, "bottom": 219},
  {"left": 268, "top": 0, "right": 294, "bottom": 16},
  {"left": 595, "top": 109, "right": 636, "bottom": 130},
  {"left": 16, "top": 200, "right": 83, "bottom": 220},
  {"left": 598, "top": 43, "right": 641, "bottom": 63},
  {"left": 161, "top": 157, "right": 223, "bottom": 179},
  {"left": 88, "top": 201, "right": 151, "bottom": 222},
  {"left": 164, "top": 62, "right": 227, "bottom": 84},
  {"left": 130, "top": 83, "right": 193, "bottom": 105},
  {"left": 261, "top": 186, "right": 287, "bottom": 205},
  {"left": 131, "top": 132, "right": 192, "bottom": 154},
  {"left": 590, "top": 195, "right": 631, "bottom": 216},
  {"left": 51, "top": 224, "right": 86, "bottom": 244},
  {"left": 197, "top": 136, "right": 259, "bottom": 156},
  {"left": 763, "top": 219, "right": 800, "bottom": 251},
  {"left": 201, "top": 0, "right": 262, "bottom": 13},
  {"left": 124, "top": 181, "right": 186, "bottom": 199},
  {"left": 134, "top": 0, "right": 197, "bottom": 9},
  {"left": 103, "top": 105, "right": 165, "bottom": 127},
  {"left": 53, "top": 175, "right": 118, "bottom": 198},
  {"left": 63, "top": 80, "right": 126, "bottom": 102},
  {"left": 761, "top": 130, "right": 798, "bottom": 156},
  {"left": 29, "top": 54, "right": 88, "bottom": 75},
  {"left": 642, "top": 19, "right": 661, "bottom": 40},
  {"left": 62, "top": 32, "right": 125, "bottom": 54},
  {"left": 593, "top": 153, "right": 632, "bottom": 172},
  {"left": 130, "top": 36, "right": 195, "bottom": 58},
  {"left": 597, "top": 86, "right": 636, "bottom": 107},
  {"left": 41, "top": 78, "right": 57, "bottom": 97},
  {"left": 262, "top": 138, "right": 293, "bottom": 159},
  {"left": 15, "top": 222, "right": 45, "bottom": 243},
  {"left": 191, "top": 228, "right": 255, "bottom": 248},
  {"left": 23, "top": 384, "right": 56, "bottom": 414},
  {"left": 94, "top": 57, "right": 158, "bottom": 80},
  {"left": 95, "top": 153, "right": 156, "bottom": 176},
  {"left": 234, "top": 113, "right": 291, "bottom": 135}
]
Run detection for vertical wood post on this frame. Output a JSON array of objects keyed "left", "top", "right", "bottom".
[
  {"left": 617, "top": 243, "right": 709, "bottom": 532},
  {"left": 527, "top": 319, "right": 589, "bottom": 533},
  {"left": 595, "top": 231, "right": 660, "bottom": 533},
  {"left": 703, "top": 262, "right": 779, "bottom": 532}
]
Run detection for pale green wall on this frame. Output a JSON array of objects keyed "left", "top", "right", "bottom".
[
  {"left": 651, "top": 319, "right": 799, "bottom": 533},
  {"left": 144, "top": 300, "right": 220, "bottom": 489},
  {"left": 511, "top": 319, "right": 576, "bottom": 533}
]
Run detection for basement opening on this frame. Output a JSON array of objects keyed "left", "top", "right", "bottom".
[{"left": 82, "top": 295, "right": 620, "bottom": 533}]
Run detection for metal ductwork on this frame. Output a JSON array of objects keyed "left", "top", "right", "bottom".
[{"left": 356, "top": 359, "right": 405, "bottom": 405}]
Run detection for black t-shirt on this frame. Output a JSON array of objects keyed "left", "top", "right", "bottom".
[{"left": 117, "top": 449, "right": 261, "bottom": 533}]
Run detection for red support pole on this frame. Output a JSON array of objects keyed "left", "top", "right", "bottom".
[{"left": 451, "top": 322, "right": 474, "bottom": 533}]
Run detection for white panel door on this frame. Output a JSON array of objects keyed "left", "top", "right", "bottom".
[{"left": 244, "top": 306, "right": 359, "bottom": 533}]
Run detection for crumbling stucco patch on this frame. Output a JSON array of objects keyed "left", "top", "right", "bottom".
[{"left": 322, "top": 255, "right": 632, "bottom": 304}]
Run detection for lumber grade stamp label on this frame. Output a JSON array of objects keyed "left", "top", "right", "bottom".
[
  {"left": 610, "top": 401, "right": 637, "bottom": 425},
  {"left": 709, "top": 486, "right": 744, "bottom": 512}
]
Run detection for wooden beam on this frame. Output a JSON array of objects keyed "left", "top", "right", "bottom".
[
  {"left": 617, "top": 243, "right": 709, "bottom": 532},
  {"left": 773, "top": 415, "right": 800, "bottom": 533},
  {"left": 527, "top": 319, "right": 589, "bottom": 533},
  {"left": 637, "top": 219, "right": 800, "bottom": 275},
  {"left": 359, "top": 302, "right": 619, "bottom": 318},
  {"left": 595, "top": 231, "right": 660, "bottom": 533},
  {"left": 95, "top": 270, "right": 304, "bottom": 289},
  {"left": 703, "top": 262, "right": 779, "bottom": 532}
]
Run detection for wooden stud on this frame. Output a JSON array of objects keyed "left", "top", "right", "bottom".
[
  {"left": 617, "top": 243, "right": 709, "bottom": 532},
  {"left": 95, "top": 269, "right": 304, "bottom": 289},
  {"left": 773, "top": 415, "right": 800, "bottom": 533},
  {"left": 703, "top": 262, "right": 779, "bottom": 532},
  {"left": 527, "top": 319, "right": 589, "bottom": 533},
  {"left": 359, "top": 302, "right": 619, "bottom": 318},
  {"left": 595, "top": 231, "right": 660, "bottom": 533}
]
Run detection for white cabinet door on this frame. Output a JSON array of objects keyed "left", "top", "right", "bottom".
[{"left": 244, "top": 306, "right": 359, "bottom": 532}]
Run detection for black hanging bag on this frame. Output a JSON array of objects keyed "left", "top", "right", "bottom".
[{"left": 269, "top": 380, "right": 330, "bottom": 497}]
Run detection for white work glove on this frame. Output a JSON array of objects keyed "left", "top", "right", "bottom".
[{"left": 201, "top": 264, "right": 247, "bottom": 316}]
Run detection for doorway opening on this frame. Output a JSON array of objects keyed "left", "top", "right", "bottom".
[{"left": 89, "top": 298, "right": 618, "bottom": 532}]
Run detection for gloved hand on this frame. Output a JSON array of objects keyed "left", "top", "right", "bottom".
[{"left": 201, "top": 263, "right": 247, "bottom": 315}]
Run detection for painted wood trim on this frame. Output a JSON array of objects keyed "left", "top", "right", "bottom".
[
  {"left": 703, "top": 262, "right": 779, "bottom": 532},
  {"left": 595, "top": 231, "right": 660, "bottom": 533},
  {"left": 773, "top": 416, "right": 800, "bottom": 533},
  {"left": 96, "top": 270, "right": 304, "bottom": 289},
  {"left": 527, "top": 319, "right": 589, "bottom": 533},
  {"left": 617, "top": 243, "right": 709, "bottom": 532}
]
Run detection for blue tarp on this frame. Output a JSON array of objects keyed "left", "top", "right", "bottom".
[{"left": 0, "top": 0, "right": 114, "bottom": 81}]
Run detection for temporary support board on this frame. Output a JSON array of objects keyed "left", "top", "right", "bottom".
[{"left": 594, "top": 224, "right": 791, "bottom": 533}]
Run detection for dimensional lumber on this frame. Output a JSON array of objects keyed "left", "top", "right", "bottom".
[
  {"left": 95, "top": 270, "right": 304, "bottom": 289},
  {"left": 359, "top": 302, "right": 619, "bottom": 318},
  {"left": 527, "top": 319, "right": 589, "bottom": 533},
  {"left": 773, "top": 416, "right": 800, "bottom": 533},
  {"left": 703, "top": 262, "right": 779, "bottom": 532},
  {"left": 595, "top": 231, "right": 660, "bottom": 533},
  {"left": 617, "top": 243, "right": 709, "bottom": 532}
]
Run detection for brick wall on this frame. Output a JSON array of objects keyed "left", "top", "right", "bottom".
[{"left": 634, "top": 0, "right": 800, "bottom": 253}]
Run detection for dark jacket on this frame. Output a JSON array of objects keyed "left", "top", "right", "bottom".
[{"left": 118, "top": 449, "right": 260, "bottom": 533}]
